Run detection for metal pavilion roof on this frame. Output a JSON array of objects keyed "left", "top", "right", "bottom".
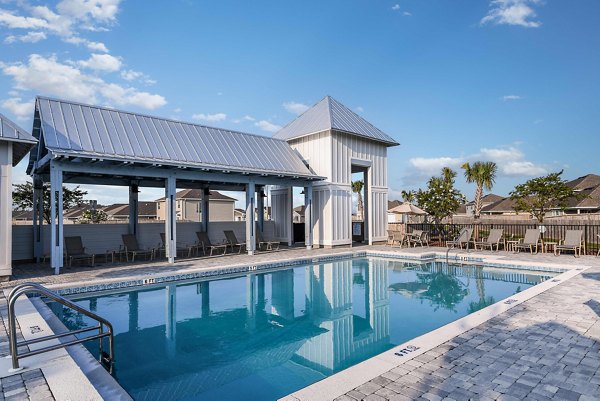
[
  {"left": 0, "top": 112, "right": 37, "bottom": 166},
  {"left": 274, "top": 96, "right": 399, "bottom": 146},
  {"left": 28, "top": 97, "right": 320, "bottom": 180}
]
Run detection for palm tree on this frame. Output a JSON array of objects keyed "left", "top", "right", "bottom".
[
  {"left": 401, "top": 190, "right": 415, "bottom": 203},
  {"left": 461, "top": 161, "right": 498, "bottom": 219},
  {"left": 352, "top": 180, "right": 364, "bottom": 220}
]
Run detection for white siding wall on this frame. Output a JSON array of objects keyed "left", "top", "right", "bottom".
[
  {"left": 288, "top": 131, "right": 331, "bottom": 179},
  {"left": 271, "top": 188, "right": 291, "bottom": 242},
  {"left": 12, "top": 221, "right": 275, "bottom": 261}
]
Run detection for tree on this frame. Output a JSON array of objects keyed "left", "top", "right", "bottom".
[
  {"left": 13, "top": 181, "right": 88, "bottom": 224},
  {"left": 461, "top": 161, "right": 498, "bottom": 219},
  {"left": 401, "top": 190, "right": 416, "bottom": 203},
  {"left": 415, "top": 168, "right": 466, "bottom": 225},
  {"left": 352, "top": 180, "right": 364, "bottom": 220},
  {"left": 509, "top": 171, "right": 582, "bottom": 223},
  {"left": 79, "top": 209, "right": 108, "bottom": 224}
]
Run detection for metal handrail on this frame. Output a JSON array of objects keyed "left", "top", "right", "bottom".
[{"left": 7, "top": 282, "right": 114, "bottom": 373}]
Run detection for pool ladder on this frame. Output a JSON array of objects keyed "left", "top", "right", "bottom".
[{"left": 6, "top": 282, "right": 114, "bottom": 373}]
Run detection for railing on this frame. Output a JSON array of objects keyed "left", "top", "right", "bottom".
[
  {"left": 390, "top": 222, "right": 600, "bottom": 256},
  {"left": 7, "top": 282, "right": 114, "bottom": 373}
]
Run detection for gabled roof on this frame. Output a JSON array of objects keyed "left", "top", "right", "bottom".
[
  {"left": 156, "top": 189, "right": 236, "bottom": 202},
  {"left": 567, "top": 174, "right": 600, "bottom": 191},
  {"left": 0, "top": 112, "right": 37, "bottom": 165},
  {"left": 481, "top": 197, "right": 518, "bottom": 213},
  {"left": 388, "top": 199, "right": 402, "bottom": 210},
  {"left": 30, "top": 96, "right": 320, "bottom": 179},
  {"left": 274, "top": 96, "right": 399, "bottom": 146}
]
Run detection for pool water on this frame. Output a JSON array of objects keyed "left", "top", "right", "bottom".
[{"left": 48, "top": 257, "right": 554, "bottom": 401}]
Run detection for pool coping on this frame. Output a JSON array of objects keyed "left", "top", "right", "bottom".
[{"left": 4, "top": 248, "right": 588, "bottom": 401}]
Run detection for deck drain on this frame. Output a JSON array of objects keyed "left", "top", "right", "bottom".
[
  {"left": 551, "top": 279, "right": 561, "bottom": 282},
  {"left": 394, "top": 344, "right": 420, "bottom": 357},
  {"left": 29, "top": 325, "right": 43, "bottom": 334},
  {"left": 504, "top": 299, "right": 518, "bottom": 305}
]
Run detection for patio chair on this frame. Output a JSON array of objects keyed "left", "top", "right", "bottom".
[
  {"left": 446, "top": 228, "right": 473, "bottom": 249},
  {"left": 387, "top": 230, "right": 395, "bottom": 246},
  {"left": 195, "top": 232, "right": 228, "bottom": 256},
  {"left": 224, "top": 230, "right": 246, "bottom": 254},
  {"left": 554, "top": 230, "right": 584, "bottom": 257},
  {"left": 409, "top": 230, "right": 429, "bottom": 247},
  {"left": 474, "top": 229, "right": 505, "bottom": 252},
  {"left": 513, "top": 229, "right": 541, "bottom": 254},
  {"left": 598, "top": 234, "right": 600, "bottom": 257},
  {"left": 159, "top": 233, "right": 195, "bottom": 258},
  {"left": 121, "top": 234, "right": 155, "bottom": 262},
  {"left": 390, "top": 231, "right": 406, "bottom": 247},
  {"left": 64, "top": 236, "right": 95, "bottom": 267},
  {"left": 256, "top": 230, "right": 280, "bottom": 251}
]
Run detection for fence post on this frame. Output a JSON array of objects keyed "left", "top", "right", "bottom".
[{"left": 585, "top": 224, "right": 589, "bottom": 255}]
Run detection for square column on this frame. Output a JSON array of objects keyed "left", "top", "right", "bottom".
[
  {"left": 165, "top": 176, "right": 177, "bottom": 263},
  {"left": 287, "top": 187, "right": 293, "bottom": 246},
  {"left": 32, "top": 175, "right": 44, "bottom": 262},
  {"left": 201, "top": 187, "right": 209, "bottom": 232},
  {"left": 256, "top": 186, "right": 265, "bottom": 233},
  {"left": 50, "top": 163, "right": 63, "bottom": 274},
  {"left": 304, "top": 183, "right": 313, "bottom": 250},
  {"left": 128, "top": 183, "right": 139, "bottom": 236},
  {"left": 0, "top": 142, "right": 12, "bottom": 277},
  {"left": 246, "top": 181, "right": 256, "bottom": 255}
]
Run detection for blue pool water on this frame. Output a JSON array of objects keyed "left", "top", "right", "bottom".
[{"left": 48, "top": 257, "right": 554, "bottom": 401}]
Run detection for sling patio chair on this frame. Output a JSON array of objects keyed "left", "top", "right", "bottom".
[
  {"left": 224, "top": 230, "right": 247, "bottom": 254},
  {"left": 121, "top": 234, "right": 155, "bottom": 262},
  {"left": 256, "top": 230, "right": 280, "bottom": 251},
  {"left": 409, "top": 230, "right": 429, "bottom": 247},
  {"left": 513, "top": 229, "right": 541, "bottom": 254},
  {"left": 554, "top": 230, "right": 584, "bottom": 257},
  {"left": 390, "top": 231, "right": 407, "bottom": 247},
  {"left": 159, "top": 233, "right": 196, "bottom": 258},
  {"left": 446, "top": 228, "right": 473, "bottom": 249},
  {"left": 386, "top": 230, "right": 395, "bottom": 246},
  {"left": 64, "top": 236, "right": 95, "bottom": 267},
  {"left": 195, "top": 232, "right": 228, "bottom": 256},
  {"left": 474, "top": 229, "right": 505, "bottom": 252}
]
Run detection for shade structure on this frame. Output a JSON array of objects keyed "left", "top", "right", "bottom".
[{"left": 389, "top": 202, "right": 427, "bottom": 215}]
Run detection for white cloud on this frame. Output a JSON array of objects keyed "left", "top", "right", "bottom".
[
  {"left": 481, "top": 0, "right": 542, "bottom": 28},
  {"left": 392, "top": 4, "right": 400, "bottom": 11},
  {"left": 56, "top": 0, "right": 121, "bottom": 22},
  {"left": 255, "top": 120, "right": 282, "bottom": 133},
  {"left": 173, "top": 108, "right": 181, "bottom": 113},
  {"left": 502, "top": 161, "right": 547, "bottom": 176},
  {"left": 0, "top": 9, "right": 49, "bottom": 30},
  {"left": 479, "top": 146, "right": 523, "bottom": 161},
  {"left": 502, "top": 95, "right": 523, "bottom": 101},
  {"left": 356, "top": 106, "right": 364, "bottom": 113},
  {"left": 233, "top": 115, "right": 255, "bottom": 123},
  {"left": 2, "top": 54, "right": 166, "bottom": 109},
  {"left": 283, "top": 101, "right": 309, "bottom": 115},
  {"left": 5, "top": 31, "right": 47, "bottom": 44},
  {"left": 403, "top": 11, "right": 412, "bottom": 16},
  {"left": 192, "top": 112, "right": 227, "bottom": 122},
  {"left": 409, "top": 156, "right": 464, "bottom": 177},
  {"left": 87, "top": 41, "right": 108, "bottom": 52},
  {"left": 79, "top": 53, "right": 121, "bottom": 72},
  {"left": 1, "top": 97, "right": 34, "bottom": 120}
]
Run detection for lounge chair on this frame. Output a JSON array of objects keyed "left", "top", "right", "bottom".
[
  {"left": 555, "top": 230, "right": 584, "bottom": 257},
  {"left": 195, "top": 232, "right": 228, "bottom": 256},
  {"left": 597, "top": 235, "right": 600, "bottom": 257},
  {"left": 224, "top": 230, "right": 246, "bottom": 254},
  {"left": 386, "top": 230, "right": 395, "bottom": 246},
  {"left": 513, "top": 229, "right": 540, "bottom": 254},
  {"left": 159, "top": 233, "right": 195, "bottom": 258},
  {"left": 447, "top": 228, "right": 473, "bottom": 249},
  {"left": 64, "top": 236, "right": 95, "bottom": 267},
  {"left": 409, "top": 230, "right": 429, "bottom": 247},
  {"left": 121, "top": 234, "right": 155, "bottom": 262},
  {"left": 390, "top": 231, "right": 406, "bottom": 247},
  {"left": 256, "top": 230, "right": 280, "bottom": 251},
  {"left": 474, "top": 229, "right": 505, "bottom": 252}
]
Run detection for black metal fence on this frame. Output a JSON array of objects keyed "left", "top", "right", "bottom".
[{"left": 390, "top": 222, "right": 600, "bottom": 255}]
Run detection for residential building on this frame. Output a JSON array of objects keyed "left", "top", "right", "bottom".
[{"left": 156, "top": 190, "right": 236, "bottom": 222}]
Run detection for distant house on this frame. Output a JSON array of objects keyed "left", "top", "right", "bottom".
[
  {"left": 233, "top": 207, "right": 272, "bottom": 221},
  {"left": 103, "top": 202, "right": 158, "bottom": 221},
  {"left": 12, "top": 210, "right": 33, "bottom": 222},
  {"left": 156, "top": 190, "right": 236, "bottom": 222},
  {"left": 549, "top": 174, "right": 600, "bottom": 216},
  {"left": 387, "top": 200, "right": 403, "bottom": 223},
  {"left": 480, "top": 197, "right": 521, "bottom": 216},
  {"left": 463, "top": 194, "right": 504, "bottom": 217},
  {"left": 293, "top": 205, "right": 305, "bottom": 223}
]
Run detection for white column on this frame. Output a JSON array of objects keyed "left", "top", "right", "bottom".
[
  {"left": 201, "top": 187, "right": 209, "bottom": 232},
  {"left": 32, "top": 175, "right": 43, "bottom": 262},
  {"left": 165, "top": 284, "right": 177, "bottom": 358},
  {"left": 0, "top": 142, "right": 12, "bottom": 277},
  {"left": 257, "top": 185, "right": 265, "bottom": 233},
  {"left": 165, "top": 176, "right": 177, "bottom": 263},
  {"left": 50, "top": 163, "right": 63, "bottom": 274},
  {"left": 304, "top": 183, "right": 313, "bottom": 250},
  {"left": 366, "top": 168, "right": 373, "bottom": 245},
  {"left": 128, "top": 183, "right": 139, "bottom": 236},
  {"left": 246, "top": 181, "right": 256, "bottom": 255},
  {"left": 287, "top": 187, "right": 293, "bottom": 246}
]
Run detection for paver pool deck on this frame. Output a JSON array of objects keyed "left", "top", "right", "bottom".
[{"left": 1, "top": 245, "right": 599, "bottom": 401}]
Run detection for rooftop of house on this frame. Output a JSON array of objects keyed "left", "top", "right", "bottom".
[{"left": 156, "top": 189, "right": 236, "bottom": 202}]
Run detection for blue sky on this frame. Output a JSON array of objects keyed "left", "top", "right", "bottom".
[{"left": 1, "top": 0, "right": 599, "bottom": 205}]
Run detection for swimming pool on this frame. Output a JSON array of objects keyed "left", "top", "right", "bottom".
[{"left": 48, "top": 257, "right": 555, "bottom": 401}]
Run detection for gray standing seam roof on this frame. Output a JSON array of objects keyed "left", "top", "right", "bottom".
[
  {"left": 274, "top": 96, "right": 399, "bottom": 146},
  {"left": 0, "top": 112, "right": 37, "bottom": 166},
  {"left": 32, "top": 97, "right": 319, "bottom": 178}
]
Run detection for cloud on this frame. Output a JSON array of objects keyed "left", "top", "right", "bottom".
[
  {"left": 502, "top": 95, "right": 523, "bottom": 101},
  {"left": 233, "top": 115, "right": 256, "bottom": 123},
  {"left": 283, "top": 101, "right": 309, "bottom": 115},
  {"left": 1, "top": 97, "right": 35, "bottom": 120},
  {"left": 356, "top": 106, "right": 364, "bottom": 113},
  {"left": 481, "top": 0, "right": 542, "bottom": 28},
  {"left": 2, "top": 54, "right": 166, "bottom": 109},
  {"left": 255, "top": 120, "right": 282, "bottom": 133},
  {"left": 406, "top": 145, "right": 546, "bottom": 184},
  {"left": 392, "top": 4, "right": 400, "bottom": 11},
  {"left": 192, "top": 112, "right": 227, "bottom": 122},
  {"left": 0, "top": 9, "right": 49, "bottom": 30},
  {"left": 86, "top": 41, "right": 108, "bottom": 52},
  {"left": 78, "top": 53, "right": 121, "bottom": 72},
  {"left": 4, "top": 31, "right": 47, "bottom": 44},
  {"left": 403, "top": 11, "right": 412, "bottom": 16}
]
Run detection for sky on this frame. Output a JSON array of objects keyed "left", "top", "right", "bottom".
[{"left": 1, "top": 0, "right": 599, "bottom": 206}]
